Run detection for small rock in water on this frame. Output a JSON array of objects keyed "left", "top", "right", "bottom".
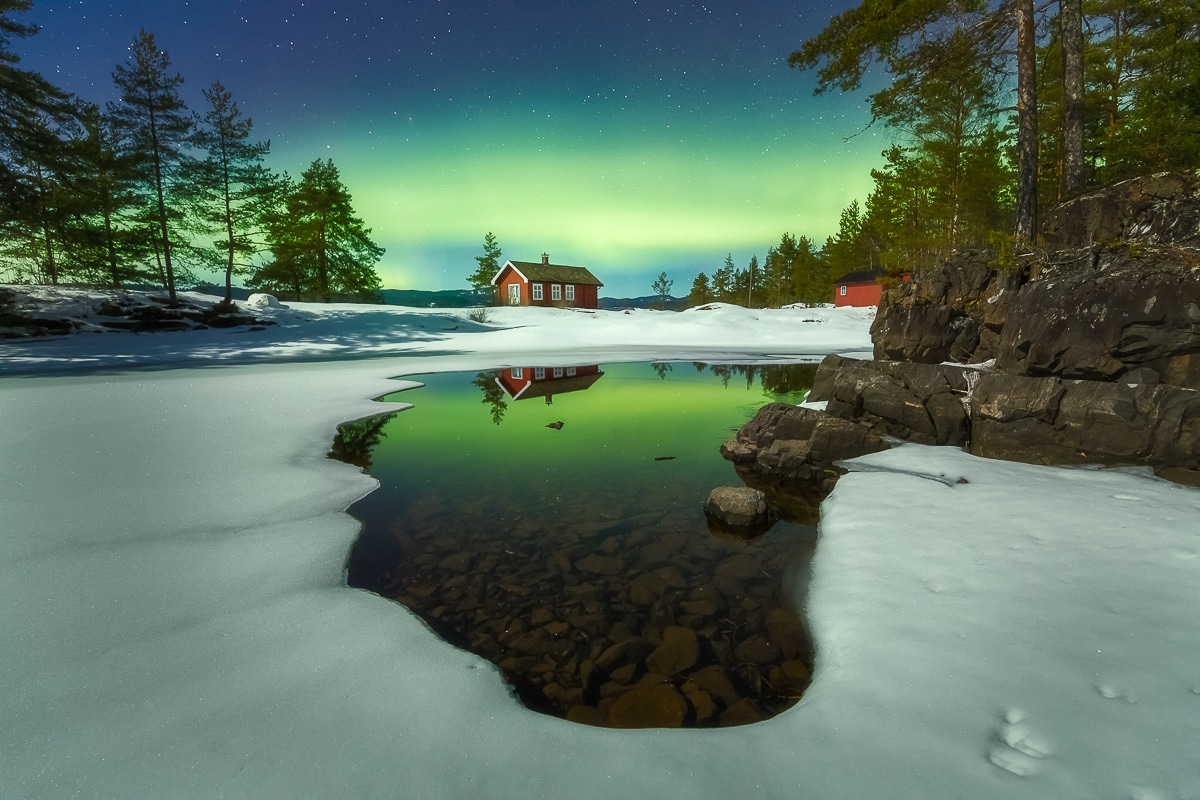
[
  {"left": 608, "top": 683, "right": 688, "bottom": 728},
  {"left": 645, "top": 626, "right": 700, "bottom": 675},
  {"left": 703, "top": 486, "right": 771, "bottom": 531}
]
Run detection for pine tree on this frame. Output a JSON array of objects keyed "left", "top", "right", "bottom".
[
  {"left": 687, "top": 272, "right": 712, "bottom": 307},
  {"left": 253, "top": 159, "right": 383, "bottom": 302},
  {"left": 651, "top": 271, "right": 673, "bottom": 310},
  {"left": 468, "top": 231, "right": 502, "bottom": 298},
  {"left": 67, "top": 103, "right": 146, "bottom": 287},
  {"left": 109, "top": 30, "right": 193, "bottom": 303},
  {"left": 188, "top": 81, "right": 279, "bottom": 305}
]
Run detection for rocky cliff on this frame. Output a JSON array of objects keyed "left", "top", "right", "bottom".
[{"left": 727, "top": 172, "right": 1200, "bottom": 492}]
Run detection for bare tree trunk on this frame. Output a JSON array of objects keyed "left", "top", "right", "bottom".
[
  {"left": 1015, "top": 0, "right": 1039, "bottom": 245},
  {"left": 1061, "top": 0, "right": 1085, "bottom": 197}
]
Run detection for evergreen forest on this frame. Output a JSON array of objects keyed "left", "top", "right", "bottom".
[
  {"left": 0, "top": 2, "right": 384, "bottom": 303},
  {"left": 689, "top": 0, "right": 1200, "bottom": 309}
]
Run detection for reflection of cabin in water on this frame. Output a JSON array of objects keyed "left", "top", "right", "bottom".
[{"left": 495, "top": 366, "right": 604, "bottom": 404}]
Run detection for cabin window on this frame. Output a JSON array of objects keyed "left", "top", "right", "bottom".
[
  {"left": 566, "top": 366, "right": 577, "bottom": 377},
  {"left": 840, "top": 285, "right": 847, "bottom": 296},
  {"left": 532, "top": 283, "right": 544, "bottom": 301},
  {"left": 553, "top": 367, "right": 564, "bottom": 378},
  {"left": 512, "top": 367, "right": 523, "bottom": 379},
  {"left": 565, "top": 284, "right": 575, "bottom": 301},
  {"left": 551, "top": 284, "right": 562, "bottom": 301},
  {"left": 534, "top": 367, "right": 546, "bottom": 379}
]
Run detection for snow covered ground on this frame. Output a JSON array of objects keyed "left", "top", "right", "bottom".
[
  {"left": 2, "top": 294, "right": 1198, "bottom": 799},
  {"left": 0, "top": 286, "right": 876, "bottom": 375}
]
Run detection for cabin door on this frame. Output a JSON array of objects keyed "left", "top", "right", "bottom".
[{"left": 508, "top": 284, "right": 521, "bottom": 305}]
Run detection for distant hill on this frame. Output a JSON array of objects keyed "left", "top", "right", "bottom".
[
  {"left": 190, "top": 284, "right": 255, "bottom": 301},
  {"left": 598, "top": 295, "right": 688, "bottom": 311},
  {"left": 381, "top": 288, "right": 492, "bottom": 308}
]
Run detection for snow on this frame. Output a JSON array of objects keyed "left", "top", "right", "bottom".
[
  {"left": 0, "top": 286, "right": 876, "bottom": 375},
  {"left": 2, "top": 292, "right": 1198, "bottom": 799}
]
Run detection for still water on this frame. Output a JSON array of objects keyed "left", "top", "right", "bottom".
[{"left": 334, "top": 361, "right": 821, "bottom": 728}]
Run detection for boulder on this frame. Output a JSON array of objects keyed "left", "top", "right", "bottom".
[
  {"left": 246, "top": 292, "right": 287, "bottom": 309},
  {"left": 720, "top": 402, "right": 888, "bottom": 483},
  {"left": 703, "top": 487, "right": 769, "bottom": 529}
]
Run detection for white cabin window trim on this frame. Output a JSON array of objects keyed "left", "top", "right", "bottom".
[
  {"left": 565, "top": 284, "right": 575, "bottom": 301},
  {"left": 840, "top": 285, "right": 847, "bottom": 296},
  {"left": 553, "top": 367, "right": 564, "bottom": 378},
  {"left": 551, "top": 284, "right": 562, "bottom": 301},
  {"left": 532, "top": 283, "right": 544, "bottom": 301},
  {"left": 534, "top": 367, "right": 546, "bottom": 379},
  {"left": 512, "top": 367, "right": 523, "bottom": 379},
  {"left": 566, "top": 366, "right": 577, "bottom": 376}
]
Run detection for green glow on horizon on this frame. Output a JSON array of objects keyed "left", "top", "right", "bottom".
[{"left": 273, "top": 109, "right": 886, "bottom": 292}]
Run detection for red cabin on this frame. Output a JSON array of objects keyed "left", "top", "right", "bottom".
[
  {"left": 492, "top": 254, "right": 604, "bottom": 309},
  {"left": 833, "top": 270, "right": 911, "bottom": 307}
]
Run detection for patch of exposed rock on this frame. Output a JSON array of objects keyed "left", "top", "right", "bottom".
[{"left": 728, "top": 355, "right": 1200, "bottom": 486}]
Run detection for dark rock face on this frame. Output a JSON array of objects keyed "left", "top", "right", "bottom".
[
  {"left": 872, "top": 173, "right": 1200, "bottom": 389},
  {"left": 971, "top": 373, "right": 1200, "bottom": 471},
  {"left": 734, "top": 356, "right": 1200, "bottom": 482},
  {"left": 870, "top": 249, "right": 1025, "bottom": 365},
  {"left": 997, "top": 251, "right": 1200, "bottom": 386},
  {"left": 1041, "top": 172, "right": 1200, "bottom": 251},
  {"left": 813, "top": 355, "right": 972, "bottom": 446}
]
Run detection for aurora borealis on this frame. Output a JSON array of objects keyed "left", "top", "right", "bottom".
[{"left": 21, "top": 0, "right": 884, "bottom": 296}]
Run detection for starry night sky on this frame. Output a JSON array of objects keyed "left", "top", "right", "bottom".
[{"left": 20, "top": 0, "right": 888, "bottom": 296}]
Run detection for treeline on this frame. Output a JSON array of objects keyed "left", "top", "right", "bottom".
[
  {"left": 693, "top": 0, "right": 1200, "bottom": 309},
  {"left": 0, "top": 4, "right": 383, "bottom": 303},
  {"left": 686, "top": 238, "right": 841, "bottom": 309}
]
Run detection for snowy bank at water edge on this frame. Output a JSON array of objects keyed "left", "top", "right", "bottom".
[
  {"left": 0, "top": 286, "right": 875, "bottom": 375},
  {"left": 1, "top": 349, "right": 1198, "bottom": 800}
]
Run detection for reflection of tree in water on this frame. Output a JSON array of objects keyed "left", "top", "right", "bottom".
[
  {"left": 695, "top": 363, "right": 819, "bottom": 397},
  {"left": 651, "top": 361, "right": 673, "bottom": 380},
  {"left": 472, "top": 371, "right": 508, "bottom": 425},
  {"left": 756, "top": 363, "right": 819, "bottom": 396},
  {"left": 328, "top": 412, "right": 398, "bottom": 469}
]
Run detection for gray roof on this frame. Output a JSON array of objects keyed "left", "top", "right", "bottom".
[
  {"left": 834, "top": 269, "right": 885, "bottom": 285},
  {"left": 495, "top": 261, "right": 604, "bottom": 286}
]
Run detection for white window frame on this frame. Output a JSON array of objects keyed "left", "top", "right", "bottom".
[
  {"left": 553, "top": 367, "right": 564, "bottom": 378},
  {"left": 508, "top": 284, "right": 520, "bottom": 305},
  {"left": 532, "top": 283, "right": 544, "bottom": 301},
  {"left": 566, "top": 366, "right": 577, "bottom": 377},
  {"left": 565, "top": 284, "right": 575, "bottom": 302},
  {"left": 511, "top": 367, "right": 523, "bottom": 379},
  {"left": 551, "top": 284, "right": 562, "bottom": 301},
  {"left": 840, "top": 285, "right": 847, "bottom": 296},
  {"left": 534, "top": 367, "right": 546, "bottom": 380}
]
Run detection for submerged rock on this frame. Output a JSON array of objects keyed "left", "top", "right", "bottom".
[{"left": 703, "top": 486, "right": 770, "bottom": 530}]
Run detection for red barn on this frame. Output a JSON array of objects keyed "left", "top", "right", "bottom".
[
  {"left": 495, "top": 365, "right": 604, "bottom": 404},
  {"left": 492, "top": 254, "right": 603, "bottom": 309},
  {"left": 833, "top": 270, "right": 911, "bottom": 307}
]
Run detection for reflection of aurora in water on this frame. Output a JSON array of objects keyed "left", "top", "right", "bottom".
[{"left": 333, "top": 361, "right": 822, "bottom": 728}]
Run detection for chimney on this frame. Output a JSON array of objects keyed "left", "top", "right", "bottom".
[{"left": 541, "top": 252, "right": 550, "bottom": 265}]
